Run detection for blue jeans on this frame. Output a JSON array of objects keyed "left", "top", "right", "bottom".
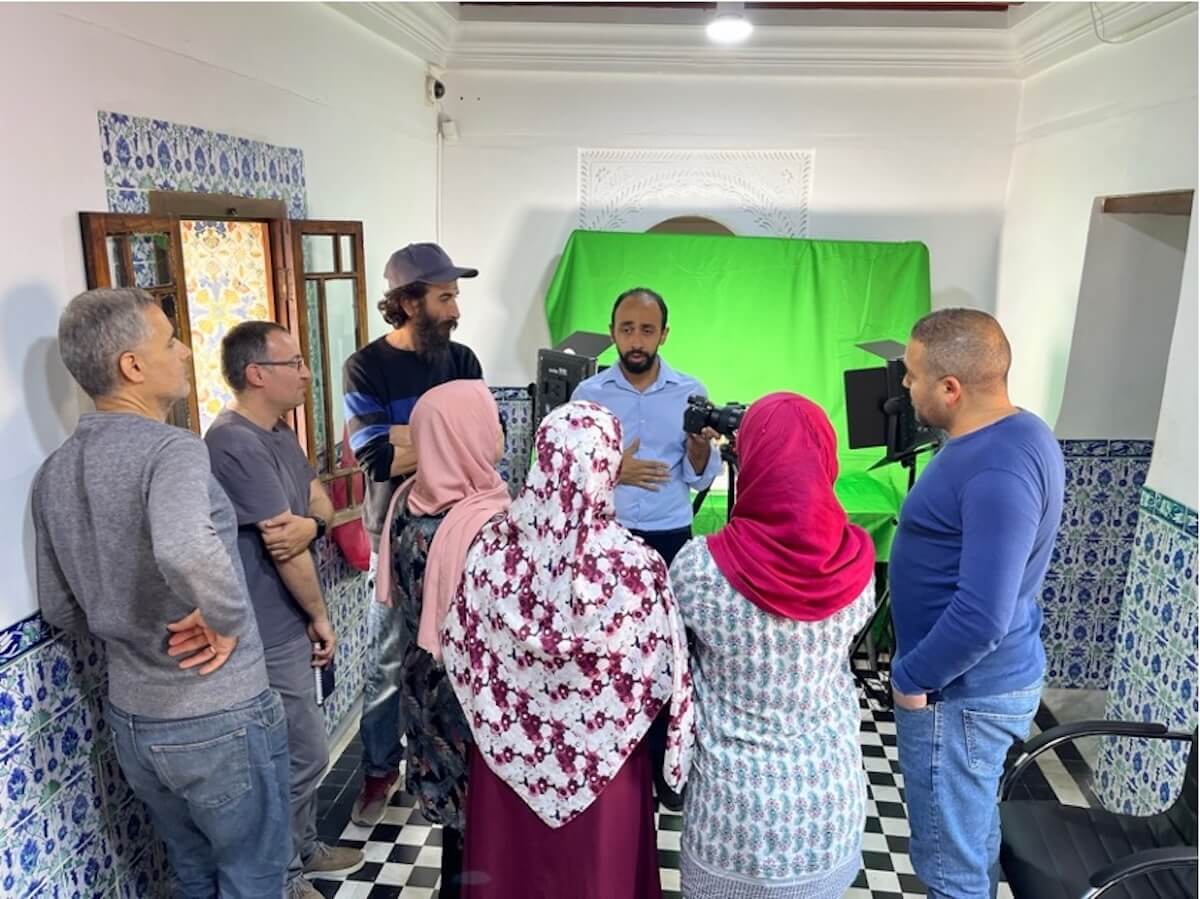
[
  {"left": 360, "top": 598, "right": 407, "bottom": 777},
  {"left": 894, "top": 682, "right": 1042, "bottom": 899},
  {"left": 109, "top": 689, "right": 291, "bottom": 898}
]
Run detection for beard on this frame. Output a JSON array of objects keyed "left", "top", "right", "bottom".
[
  {"left": 619, "top": 348, "right": 657, "bottom": 375},
  {"left": 413, "top": 308, "right": 457, "bottom": 362}
]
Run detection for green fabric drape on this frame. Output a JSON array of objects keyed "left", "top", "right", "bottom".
[{"left": 544, "top": 229, "right": 932, "bottom": 559}]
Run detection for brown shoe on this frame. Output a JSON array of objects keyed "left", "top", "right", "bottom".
[
  {"left": 285, "top": 877, "right": 323, "bottom": 899},
  {"left": 350, "top": 769, "right": 400, "bottom": 827},
  {"left": 303, "top": 841, "right": 366, "bottom": 877}
]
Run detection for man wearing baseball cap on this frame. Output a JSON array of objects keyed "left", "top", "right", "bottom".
[{"left": 342, "top": 242, "right": 483, "bottom": 826}]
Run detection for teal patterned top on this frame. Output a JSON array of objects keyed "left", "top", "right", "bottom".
[{"left": 669, "top": 537, "right": 874, "bottom": 881}]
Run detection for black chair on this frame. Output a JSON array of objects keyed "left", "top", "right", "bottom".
[{"left": 999, "top": 720, "right": 1197, "bottom": 898}]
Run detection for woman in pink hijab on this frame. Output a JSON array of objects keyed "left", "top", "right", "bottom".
[
  {"left": 441, "top": 400, "right": 694, "bottom": 899},
  {"left": 364, "top": 379, "right": 511, "bottom": 899}
]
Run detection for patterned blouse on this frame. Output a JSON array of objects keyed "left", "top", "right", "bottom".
[
  {"left": 668, "top": 537, "right": 874, "bottom": 883},
  {"left": 388, "top": 486, "right": 477, "bottom": 831}
]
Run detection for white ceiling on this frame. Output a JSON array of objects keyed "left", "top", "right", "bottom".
[{"left": 330, "top": 1, "right": 1196, "bottom": 78}]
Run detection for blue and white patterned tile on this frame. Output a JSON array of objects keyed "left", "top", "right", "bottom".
[
  {"left": 93, "top": 739, "right": 136, "bottom": 816},
  {"left": 104, "top": 189, "right": 149, "bottom": 215},
  {"left": 1060, "top": 439, "right": 1109, "bottom": 458},
  {"left": 100, "top": 794, "right": 155, "bottom": 875},
  {"left": 42, "top": 767, "right": 105, "bottom": 875},
  {"left": 1098, "top": 487, "right": 1198, "bottom": 814},
  {"left": 116, "top": 837, "right": 170, "bottom": 899},
  {"left": 1108, "top": 440, "right": 1155, "bottom": 458},
  {"left": 99, "top": 111, "right": 308, "bottom": 218},
  {"left": 1086, "top": 647, "right": 1114, "bottom": 690},
  {"left": 0, "top": 616, "right": 53, "bottom": 670},
  {"left": 0, "top": 803, "right": 57, "bottom": 896},
  {"left": 49, "top": 852, "right": 116, "bottom": 899}
]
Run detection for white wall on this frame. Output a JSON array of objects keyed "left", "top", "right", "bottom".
[
  {"left": 996, "top": 14, "right": 1198, "bottom": 426},
  {"left": 0, "top": 2, "right": 437, "bottom": 628},
  {"left": 1055, "top": 206, "right": 1190, "bottom": 439},
  {"left": 1148, "top": 194, "right": 1199, "bottom": 511},
  {"left": 439, "top": 71, "right": 1020, "bottom": 385}
]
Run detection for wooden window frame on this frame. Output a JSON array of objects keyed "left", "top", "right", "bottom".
[{"left": 79, "top": 203, "right": 371, "bottom": 518}]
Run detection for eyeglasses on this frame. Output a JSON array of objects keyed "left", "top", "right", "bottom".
[{"left": 252, "top": 356, "right": 307, "bottom": 371}]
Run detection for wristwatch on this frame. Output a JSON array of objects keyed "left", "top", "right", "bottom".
[{"left": 310, "top": 515, "right": 328, "bottom": 541}]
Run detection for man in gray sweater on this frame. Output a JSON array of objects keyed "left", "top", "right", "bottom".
[{"left": 31, "top": 288, "right": 290, "bottom": 898}]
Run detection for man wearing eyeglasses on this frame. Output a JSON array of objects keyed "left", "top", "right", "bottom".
[{"left": 206, "top": 321, "right": 365, "bottom": 897}]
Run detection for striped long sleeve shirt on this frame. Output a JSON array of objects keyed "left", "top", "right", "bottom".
[{"left": 342, "top": 336, "right": 483, "bottom": 549}]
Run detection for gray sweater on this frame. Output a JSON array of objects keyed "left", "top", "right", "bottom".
[{"left": 31, "top": 412, "right": 269, "bottom": 719}]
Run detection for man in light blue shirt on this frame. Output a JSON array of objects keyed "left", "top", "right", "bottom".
[
  {"left": 571, "top": 287, "right": 720, "bottom": 811},
  {"left": 572, "top": 287, "right": 722, "bottom": 565}
]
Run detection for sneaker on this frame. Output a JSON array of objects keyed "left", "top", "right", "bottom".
[
  {"left": 285, "top": 877, "right": 323, "bottom": 899},
  {"left": 303, "top": 841, "right": 366, "bottom": 877},
  {"left": 350, "top": 769, "right": 399, "bottom": 827}
]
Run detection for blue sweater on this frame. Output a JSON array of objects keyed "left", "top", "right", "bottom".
[{"left": 889, "top": 410, "right": 1064, "bottom": 700}]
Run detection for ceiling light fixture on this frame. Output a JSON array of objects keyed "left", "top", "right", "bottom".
[{"left": 706, "top": 2, "right": 753, "bottom": 44}]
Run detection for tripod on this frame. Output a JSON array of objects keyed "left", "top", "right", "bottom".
[
  {"left": 848, "top": 444, "right": 937, "bottom": 709},
  {"left": 690, "top": 440, "right": 740, "bottom": 523}
]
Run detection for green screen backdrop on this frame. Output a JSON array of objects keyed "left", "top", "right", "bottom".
[{"left": 543, "top": 229, "right": 932, "bottom": 557}]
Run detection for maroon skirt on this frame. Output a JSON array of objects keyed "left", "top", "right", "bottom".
[{"left": 460, "top": 738, "right": 662, "bottom": 899}]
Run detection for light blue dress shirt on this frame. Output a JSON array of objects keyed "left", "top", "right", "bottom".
[{"left": 572, "top": 358, "right": 723, "bottom": 532}]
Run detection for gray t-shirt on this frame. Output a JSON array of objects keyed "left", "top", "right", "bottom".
[
  {"left": 31, "top": 413, "right": 268, "bottom": 720},
  {"left": 205, "top": 409, "right": 316, "bottom": 650}
]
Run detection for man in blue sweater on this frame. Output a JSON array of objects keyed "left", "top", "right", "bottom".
[{"left": 889, "top": 308, "right": 1064, "bottom": 899}]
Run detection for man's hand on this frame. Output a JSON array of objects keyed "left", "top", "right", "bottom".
[
  {"left": 686, "top": 427, "right": 720, "bottom": 475},
  {"left": 388, "top": 425, "right": 412, "bottom": 447},
  {"left": 308, "top": 617, "right": 336, "bottom": 668},
  {"left": 892, "top": 687, "right": 929, "bottom": 711},
  {"left": 165, "top": 609, "right": 238, "bottom": 675},
  {"left": 259, "top": 512, "right": 317, "bottom": 562},
  {"left": 618, "top": 438, "right": 671, "bottom": 491}
]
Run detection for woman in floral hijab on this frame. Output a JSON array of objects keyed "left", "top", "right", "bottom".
[{"left": 442, "top": 401, "right": 694, "bottom": 899}]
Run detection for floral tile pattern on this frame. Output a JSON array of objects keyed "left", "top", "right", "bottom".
[
  {"left": 493, "top": 386, "right": 535, "bottom": 496},
  {"left": 179, "top": 219, "right": 274, "bottom": 434},
  {"left": 98, "top": 112, "right": 307, "bottom": 218},
  {"left": 1042, "top": 439, "right": 1152, "bottom": 689},
  {"left": 1097, "top": 486, "right": 1198, "bottom": 816}
]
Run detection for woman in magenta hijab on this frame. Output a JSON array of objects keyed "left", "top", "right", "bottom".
[
  {"left": 669, "top": 392, "right": 876, "bottom": 899},
  {"left": 441, "top": 401, "right": 694, "bottom": 899}
]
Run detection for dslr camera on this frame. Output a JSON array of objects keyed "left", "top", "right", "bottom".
[{"left": 683, "top": 395, "right": 746, "bottom": 439}]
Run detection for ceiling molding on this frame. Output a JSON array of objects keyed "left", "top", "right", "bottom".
[
  {"left": 331, "top": 1, "right": 458, "bottom": 67},
  {"left": 448, "top": 20, "right": 1019, "bottom": 77},
  {"left": 1012, "top": 2, "right": 1195, "bottom": 77},
  {"left": 332, "top": 2, "right": 1195, "bottom": 80}
]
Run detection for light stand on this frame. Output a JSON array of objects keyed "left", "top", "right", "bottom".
[{"left": 843, "top": 340, "right": 943, "bottom": 708}]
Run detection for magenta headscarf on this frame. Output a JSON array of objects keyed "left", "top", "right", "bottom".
[{"left": 707, "top": 392, "right": 875, "bottom": 621}]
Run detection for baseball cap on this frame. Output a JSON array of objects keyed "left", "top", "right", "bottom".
[{"left": 383, "top": 243, "right": 479, "bottom": 289}]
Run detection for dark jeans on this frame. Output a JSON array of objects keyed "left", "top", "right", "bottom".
[
  {"left": 265, "top": 632, "right": 330, "bottom": 885},
  {"left": 629, "top": 525, "right": 693, "bottom": 804},
  {"left": 360, "top": 600, "right": 407, "bottom": 778},
  {"left": 108, "top": 689, "right": 291, "bottom": 899}
]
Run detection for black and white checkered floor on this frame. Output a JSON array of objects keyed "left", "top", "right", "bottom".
[{"left": 309, "top": 678, "right": 1098, "bottom": 899}]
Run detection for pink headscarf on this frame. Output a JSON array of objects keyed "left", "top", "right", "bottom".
[
  {"left": 374, "top": 380, "right": 510, "bottom": 660},
  {"left": 707, "top": 392, "right": 875, "bottom": 621},
  {"left": 441, "top": 401, "right": 694, "bottom": 828}
]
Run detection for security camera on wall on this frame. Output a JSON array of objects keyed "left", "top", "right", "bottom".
[{"left": 425, "top": 71, "right": 446, "bottom": 106}]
